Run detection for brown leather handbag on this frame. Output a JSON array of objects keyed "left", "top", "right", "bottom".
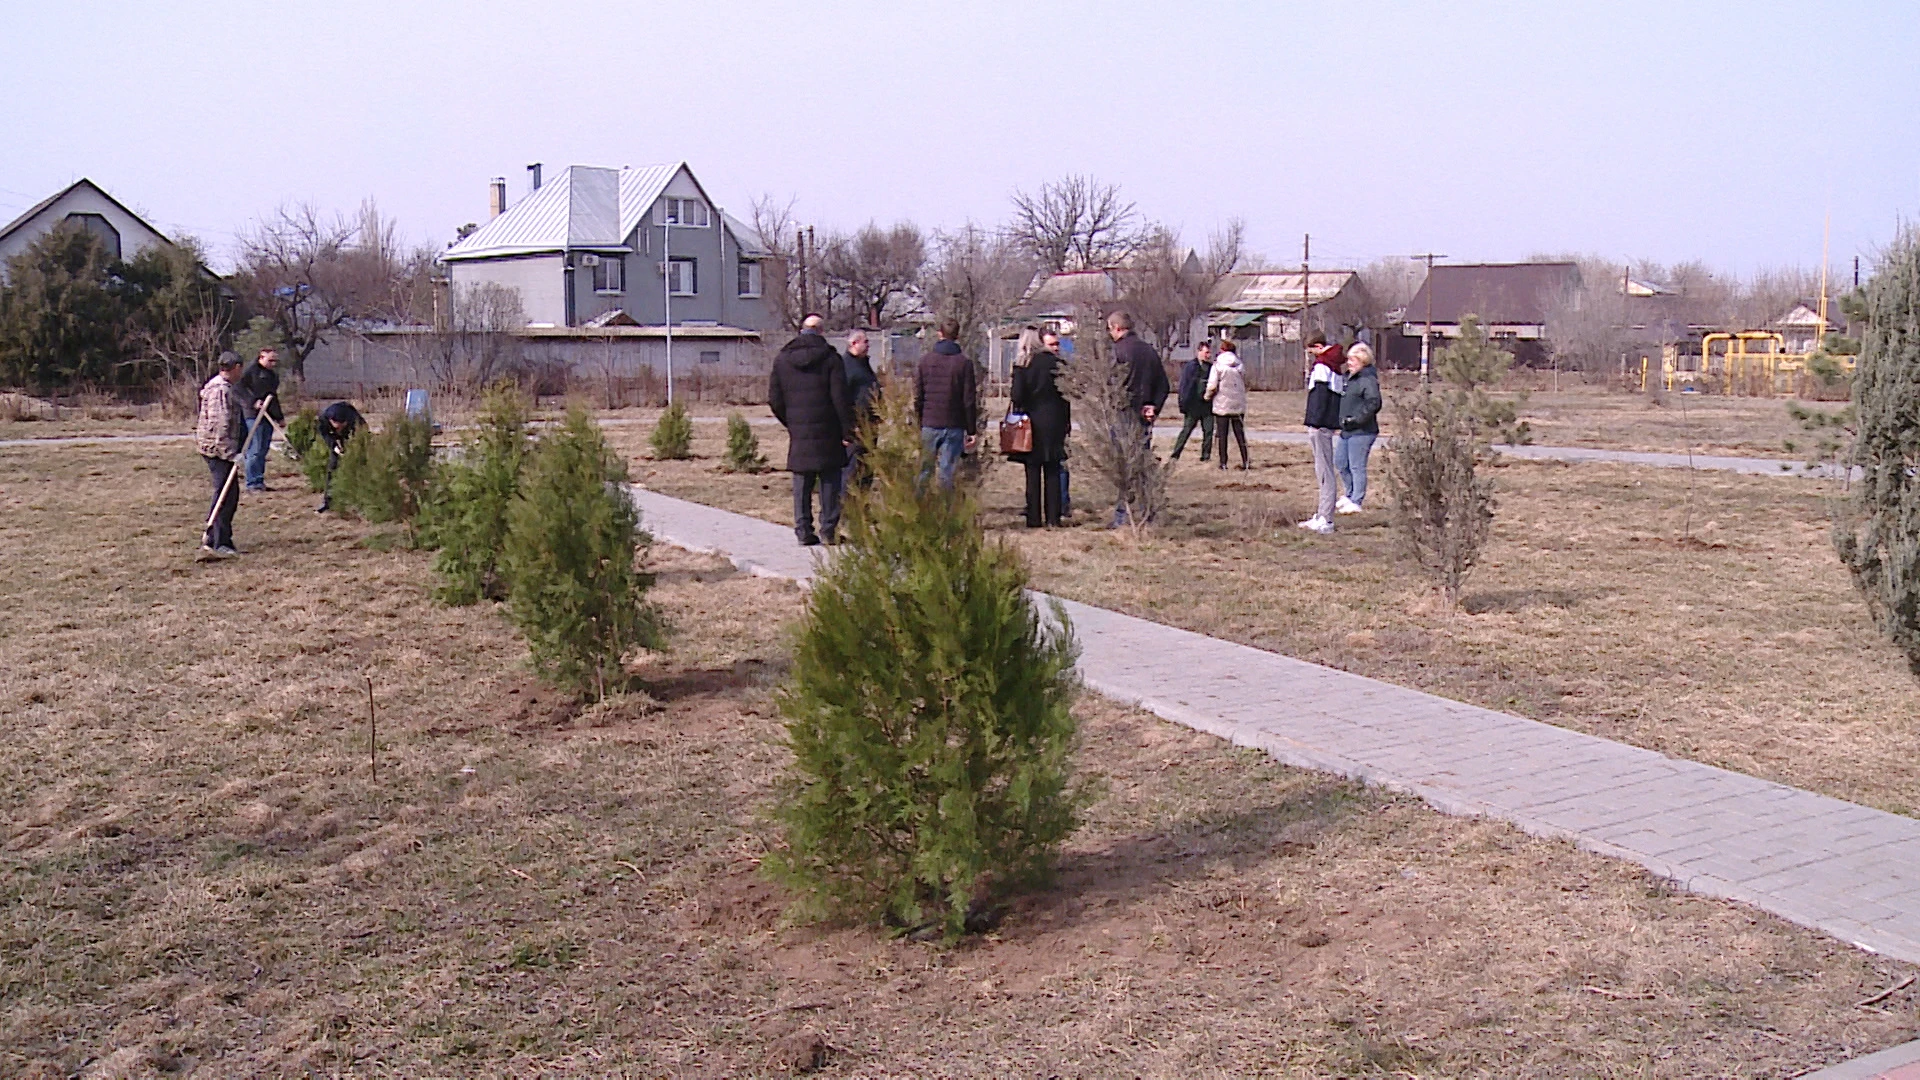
[{"left": 998, "top": 409, "right": 1033, "bottom": 455}]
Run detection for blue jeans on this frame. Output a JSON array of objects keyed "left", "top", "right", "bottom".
[
  {"left": 243, "top": 416, "right": 273, "bottom": 489},
  {"left": 921, "top": 427, "right": 967, "bottom": 488},
  {"left": 1335, "top": 430, "right": 1377, "bottom": 505}
]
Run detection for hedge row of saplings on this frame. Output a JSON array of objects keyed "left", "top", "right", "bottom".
[
  {"left": 289, "top": 385, "right": 1085, "bottom": 942},
  {"left": 286, "top": 386, "right": 661, "bottom": 701}
]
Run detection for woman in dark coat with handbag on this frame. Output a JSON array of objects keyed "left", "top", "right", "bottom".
[{"left": 1009, "top": 327, "right": 1070, "bottom": 527}]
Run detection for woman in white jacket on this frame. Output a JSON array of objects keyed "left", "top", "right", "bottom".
[{"left": 1204, "top": 339, "right": 1250, "bottom": 470}]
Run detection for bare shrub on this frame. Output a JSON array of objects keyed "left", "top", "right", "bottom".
[
  {"left": 1058, "top": 309, "right": 1168, "bottom": 531},
  {"left": 1383, "top": 386, "right": 1496, "bottom": 607}
]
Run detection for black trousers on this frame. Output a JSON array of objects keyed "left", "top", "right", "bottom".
[
  {"left": 1215, "top": 415, "right": 1249, "bottom": 468},
  {"left": 1023, "top": 460, "right": 1063, "bottom": 527},
  {"left": 203, "top": 455, "right": 239, "bottom": 549},
  {"left": 1170, "top": 412, "right": 1213, "bottom": 461},
  {"left": 793, "top": 469, "right": 844, "bottom": 543}
]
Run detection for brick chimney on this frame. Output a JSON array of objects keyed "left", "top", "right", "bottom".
[{"left": 488, "top": 178, "right": 507, "bottom": 219}]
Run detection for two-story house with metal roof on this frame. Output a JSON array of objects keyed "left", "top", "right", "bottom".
[{"left": 440, "top": 162, "right": 777, "bottom": 334}]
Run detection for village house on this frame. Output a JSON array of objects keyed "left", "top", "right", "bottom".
[
  {"left": 304, "top": 162, "right": 781, "bottom": 397},
  {"left": 1400, "top": 261, "right": 1582, "bottom": 367},
  {"left": 0, "top": 178, "right": 177, "bottom": 282}
]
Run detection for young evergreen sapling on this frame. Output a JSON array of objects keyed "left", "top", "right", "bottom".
[
  {"left": 1382, "top": 385, "right": 1496, "bottom": 607},
  {"left": 650, "top": 399, "right": 693, "bottom": 460},
  {"left": 330, "top": 413, "right": 436, "bottom": 543},
  {"left": 501, "top": 407, "right": 663, "bottom": 699},
  {"left": 1833, "top": 228, "right": 1920, "bottom": 676},
  {"left": 766, "top": 387, "right": 1084, "bottom": 941},
  {"left": 720, "top": 411, "right": 768, "bottom": 473},
  {"left": 422, "top": 384, "right": 530, "bottom": 604}
]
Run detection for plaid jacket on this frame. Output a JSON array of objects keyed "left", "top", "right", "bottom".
[{"left": 196, "top": 374, "right": 246, "bottom": 460}]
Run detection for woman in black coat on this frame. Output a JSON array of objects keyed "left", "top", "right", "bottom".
[{"left": 1009, "top": 328, "right": 1070, "bottom": 527}]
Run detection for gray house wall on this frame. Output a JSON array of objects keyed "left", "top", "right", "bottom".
[{"left": 448, "top": 254, "right": 566, "bottom": 325}]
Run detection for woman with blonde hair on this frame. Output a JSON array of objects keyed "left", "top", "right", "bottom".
[
  {"left": 1009, "top": 327, "right": 1070, "bottom": 526},
  {"left": 1335, "top": 341, "right": 1382, "bottom": 513}
]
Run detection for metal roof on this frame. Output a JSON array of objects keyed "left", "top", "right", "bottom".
[
  {"left": 1405, "top": 262, "right": 1580, "bottom": 326},
  {"left": 1209, "top": 270, "right": 1358, "bottom": 312},
  {"left": 443, "top": 163, "right": 686, "bottom": 262}
]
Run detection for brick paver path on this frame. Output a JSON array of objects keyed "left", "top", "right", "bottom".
[{"left": 630, "top": 484, "right": 1920, "bottom": 965}]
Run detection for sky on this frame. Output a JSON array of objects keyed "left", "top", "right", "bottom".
[{"left": 3, "top": 0, "right": 1915, "bottom": 278}]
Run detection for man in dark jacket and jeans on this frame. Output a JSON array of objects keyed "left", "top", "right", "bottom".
[
  {"left": 840, "top": 328, "right": 880, "bottom": 489},
  {"left": 914, "top": 318, "right": 978, "bottom": 488},
  {"left": 769, "top": 315, "right": 854, "bottom": 545},
  {"left": 1169, "top": 339, "right": 1214, "bottom": 462},
  {"left": 237, "top": 347, "right": 284, "bottom": 492},
  {"left": 1107, "top": 310, "right": 1169, "bottom": 525}
]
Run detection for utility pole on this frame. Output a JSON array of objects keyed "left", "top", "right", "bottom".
[
  {"left": 1301, "top": 233, "right": 1310, "bottom": 379},
  {"left": 664, "top": 214, "right": 674, "bottom": 404},
  {"left": 795, "top": 227, "right": 808, "bottom": 326},
  {"left": 806, "top": 225, "right": 817, "bottom": 316},
  {"left": 1411, "top": 252, "right": 1445, "bottom": 380},
  {"left": 1855, "top": 255, "right": 1861, "bottom": 291}
]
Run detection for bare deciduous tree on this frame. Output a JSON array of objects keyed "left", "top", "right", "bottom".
[
  {"left": 1009, "top": 175, "right": 1144, "bottom": 273},
  {"left": 749, "top": 195, "right": 805, "bottom": 332},
  {"left": 1114, "top": 219, "right": 1245, "bottom": 348},
  {"left": 922, "top": 223, "right": 1035, "bottom": 357},
  {"left": 234, "top": 204, "right": 369, "bottom": 377},
  {"left": 411, "top": 283, "right": 527, "bottom": 391},
  {"left": 820, "top": 222, "right": 926, "bottom": 328}
]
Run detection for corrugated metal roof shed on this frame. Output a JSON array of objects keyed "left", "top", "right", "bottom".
[
  {"left": 1405, "top": 262, "right": 1580, "bottom": 326},
  {"left": 1209, "top": 270, "right": 1357, "bottom": 312}
]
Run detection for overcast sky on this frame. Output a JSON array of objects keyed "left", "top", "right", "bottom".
[{"left": 3, "top": 0, "right": 1913, "bottom": 277}]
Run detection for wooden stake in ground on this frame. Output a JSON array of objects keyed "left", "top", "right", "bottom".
[{"left": 365, "top": 674, "right": 377, "bottom": 781}]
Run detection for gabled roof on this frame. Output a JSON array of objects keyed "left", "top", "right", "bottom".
[
  {"left": 1020, "top": 269, "right": 1120, "bottom": 314},
  {"left": 445, "top": 162, "right": 742, "bottom": 262},
  {"left": 1775, "top": 301, "right": 1831, "bottom": 327},
  {"left": 0, "top": 177, "right": 173, "bottom": 250},
  {"left": 1406, "top": 262, "right": 1580, "bottom": 326},
  {"left": 1209, "top": 270, "right": 1359, "bottom": 312}
]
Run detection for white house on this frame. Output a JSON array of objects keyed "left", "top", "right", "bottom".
[{"left": 0, "top": 178, "right": 176, "bottom": 280}]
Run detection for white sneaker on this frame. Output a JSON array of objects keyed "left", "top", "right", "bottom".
[
  {"left": 1297, "top": 516, "right": 1333, "bottom": 534},
  {"left": 1335, "top": 497, "right": 1363, "bottom": 515}
]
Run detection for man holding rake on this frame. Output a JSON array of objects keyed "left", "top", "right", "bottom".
[{"left": 196, "top": 353, "right": 249, "bottom": 559}]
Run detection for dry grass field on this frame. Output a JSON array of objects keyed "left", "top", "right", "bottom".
[
  {"left": 619, "top": 420, "right": 1920, "bottom": 818},
  {"left": 4, "top": 441, "right": 1919, "bottom": 1076}
]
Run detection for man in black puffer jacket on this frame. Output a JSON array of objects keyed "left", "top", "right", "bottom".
[{"left": 769, "top": 315, "right": 854, "bottom": 545}]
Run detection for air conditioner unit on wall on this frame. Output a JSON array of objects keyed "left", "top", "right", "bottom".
[{"left": 579, "top": 253, "right": 601, "bottom": 267}]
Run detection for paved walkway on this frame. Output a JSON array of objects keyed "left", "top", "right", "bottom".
[{"left": 628, "top": 484, "right": 1920, "bottom": 968}]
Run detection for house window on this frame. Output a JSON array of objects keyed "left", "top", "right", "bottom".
[
  {"left": 592, "top": 255, "right": 624, "bottom": 294},
  {"left": 699, "top": 350, "right": 720, "bottom": 365},
  {"left": 737, "top": 259, "right": 762, "bottom": 298},
  {"left": 667, "top": 257, "right": 697, "bottom": 296},
  {"left": 656, "top": 197, "right": 710, "bottom": 227},
  {"left": 63, "top": 213, "right": 121, "bottom": 261}
]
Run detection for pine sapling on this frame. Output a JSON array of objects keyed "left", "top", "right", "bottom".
[
  {"left": 766, "top": 386, "right": 1085, "bottom": 941},
  {"left": 501, "top": 407, "right": 664, "bottom": 699},
  {"left": 422, "top": 383, "right": 530, "bottom": 604},
  {"left": 720, "top": 412, "right": 768, "bottom": 473},
  {"left": 1833, "top": 227, "right": 1920, "bottom": 676},
  {"left": 1382, "top": 385, "right": 1496, "bottom": 607},
  {"left": 330, "top": 413, "right": 436, "bottom": 543},
  {"left": 1435, "top": 314, "right": 1532, "bottom": 445},
  {"left": 650, "top": 399, "right": 693, "bottom": 460}
]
